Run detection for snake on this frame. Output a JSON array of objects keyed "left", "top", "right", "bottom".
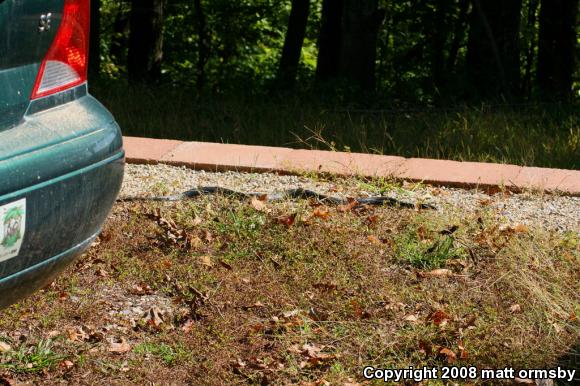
[{"left": 118, "top": 186, "right": 436, "bottom": 210}]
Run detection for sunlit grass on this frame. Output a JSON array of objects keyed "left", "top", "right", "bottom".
[{"left": 92, "top": 80, "right": 579, "bottom": 169}]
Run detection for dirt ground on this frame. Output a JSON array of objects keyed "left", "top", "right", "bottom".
[{"left": 0, "top": 193, "right": 578, "bottom": 385}]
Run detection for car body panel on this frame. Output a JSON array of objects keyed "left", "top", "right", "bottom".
[
  {"left": 0, "top": 0, "right": 124, "bottom": 308},
  {"left": 0, "top": 153, "right": 123, "bottom": 308},
  {"left": 0, "top": 86, "right": 122, "bottom": 195}
]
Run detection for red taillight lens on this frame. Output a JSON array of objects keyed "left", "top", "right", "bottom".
[{"left": 31, "top": 0, "right": 90, "bottom": 99}]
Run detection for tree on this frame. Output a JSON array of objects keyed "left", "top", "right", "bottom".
[
  {"left": 277, "top": 0, "right": 311, "bottom": 88},
  {"left": 316, "top": 0, "right": 344, "bottom": 83},
  {"left": 339, "top": 0, "right": 385, "bottom": 91},
  {"left": 89, "top": 0, "right": 101, "bottom": 82},
  {"left": 193, "top": 0, "right": 210, "bottom": 90},
  {"left": 447, "top": 0, "right": 470, "bottom": 73},
  {"left": 537, "top": 0, "right": 578, "bottom": 100},
  {"left": 466, "top": 0, "right": 523, "bottom": 100},
  {"left": 128, "top": 0, "right": 165, "bottom": 83},
  {"left": 427, "top": 0, "right": 454, "bottom": 90},
  {"left": 316, "top": 0, "right": 384, "bottom": 92},
  {"left": 521, "top": 0, "right": 540, "bottom": 98}
]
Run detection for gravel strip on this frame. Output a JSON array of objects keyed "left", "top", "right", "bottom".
[{"left": 120, "top": 164, "right": 579, "bottom": 233}]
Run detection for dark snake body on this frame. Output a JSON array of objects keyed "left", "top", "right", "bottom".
[{"left": 118, "top": 186, "right": 436, "bottom": 210}]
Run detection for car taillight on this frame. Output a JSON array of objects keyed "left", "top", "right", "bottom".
[{"left": 31, "top": 0, "right": 90, "bottom": 99}]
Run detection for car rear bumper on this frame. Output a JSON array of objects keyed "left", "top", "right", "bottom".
[{"left": 0, "top": 87, "right": 123, "bottom": 308}]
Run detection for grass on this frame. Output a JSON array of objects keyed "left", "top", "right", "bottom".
[
  {"left": 132, "top": 342, "right": 189, "bottom": 366},
  {"left": 0, "top": 190, "right": 578, "bottom": 384},
  {"left": 92, "top": 80, "right": 579, "bottom": 169},
  {"left": 0, "top": 340, "right": 62, "bottom": 374}
]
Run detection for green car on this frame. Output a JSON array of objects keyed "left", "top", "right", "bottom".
[{"left": 0, "top": 0, "right": 123, "bottom": 308}]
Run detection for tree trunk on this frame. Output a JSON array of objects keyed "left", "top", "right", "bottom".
[
  {"left": 522, "top": 0, "right": 539, "bottom": 99},
  {"left": 446, "top": 0, "right": 470, "bottom": 74},
  {"left": 110, "top": 7, "right": 130, "bottom": 63},
  {"left": 316, "top": 0, "right": 344, "bottom": 83},
  {"left": 339, "top": 0, "right": 385, "bottom": 92},
  {"left": 537, "top": 0, "right": 578, "bottom": 100},
  {"left": 466, "top": 0, "right": 523, "bottom": 100},
  {"left": 128, "top": 0, "right": 165, "bottom": 83},
  {"left": 89, "top": 0, "right": 101, "bottom": 82},
  {"left": 277, "top": 0, "right": 311, "bottom": 88},
  {"left": 429, "top": 0, "right": 454, "bottom": 90},
  {"left": 193, "top": 0, "right": 210, "bottom": 91}
]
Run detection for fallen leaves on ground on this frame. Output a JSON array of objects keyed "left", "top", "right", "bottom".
[
  {"left": 250, "top": 197, "right": 268, "bottom": 212},
  {"left": 312, "top": 207, "right": 330, "bottom": 219},
  {"left": 288, "top": 343, "right": 339, "bottom": 369},
  {"left": 418, "top": 268, "right": 453, "bottom": 278},
  {"left": 428, "top": 310, "right": 451, "bottom": 326},
  {"left": 108, "top": 337, "right": 131, "bottom": 354},
  {"left": 277, "top": 213, "right": 297, "bottom": 227},
  {"left": 0, "top": 342, "right": 11, "bottom": 353}
]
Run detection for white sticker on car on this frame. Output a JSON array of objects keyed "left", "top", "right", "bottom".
[{"left": 0, "top": 199, "right": 26, "bottom": 263}]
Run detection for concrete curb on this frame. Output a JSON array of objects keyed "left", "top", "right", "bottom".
[{"left": 123, "top": 136, "right": 580, "bottom": 195}]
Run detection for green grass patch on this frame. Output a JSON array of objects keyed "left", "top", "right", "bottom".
[
  {"left": 133, "top": 342, "right": 189, "bottom": 366},
  {"left": 0, "top": 340, "right": 63, "bottom": 374}
]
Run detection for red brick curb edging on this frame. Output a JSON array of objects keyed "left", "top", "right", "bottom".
[{"left": 123, "top": 136, "right": 580, "bottom": 195}]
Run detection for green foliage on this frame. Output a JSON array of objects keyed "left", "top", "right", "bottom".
[
  {"left": 0, "top": 340, "right": 63, "bottom": 374},
  {"left": 394, "top": 229, "right": 467, "bottom": 269},
  {"left": 133, "top": 342, "right": 189, "bottom": 366},
  {"left": 93, "top": 0, "right": 578, "bottom": 167},
  {"left": 97, "top": 0, "right": 578, "bottom": 101}
]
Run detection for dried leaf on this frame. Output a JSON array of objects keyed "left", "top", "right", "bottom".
[
  {"left": 337, "top": 199, "right": 358, "bottom": 212},
  {"left": 203, "top": 230, "right": 214, "bottom": 243},
  {"left": 420, "top": 268, "right": 453, "bottom": 278},
  {"left": 0, "top": 341, "right": 11, "bottom": 353},
  {"left": 181, "top": 319, "right": 195, "bottom": 333},
  {"left": 350, "top": 300, "right": 371, "bottom": 319},
  {"left": 96, "top": 268, "right": 109, "bottom": 278},
  {"left": 282, "top": 309, "right": 300, "bottom": 319},
  {"left": 250, "top": 198, "right": 267, "bottom": 212},
  {"left": 313, "top": 282, "right": 337, "bottom": 292},
  {"left": 404, "top": 314, "right": 419, "bottom": 324},
  {"left": 192, "top": 216, "right": 203, "bottom": 226},
  {"left": 277, "top": 213, "right": 297, "bottom": 227},
  {"left": 458, "top": 340, "right": 469, "bottom": 360},
  {"left": 428, "top": 310, "right": 451, "bottom": 326},
  {"left": 367, "top": 235, "right": 381, "bottom": 245},
  {"left": 417, "top": 225, "right": 429, "bottom": 240},
  {"left": 109, "top": 337, "right": 131, "bottom": 354},
  {"left": 513, "top": 223, "right": 529, "bottom": 233},
  {"left": 131, "top": 283, "right": 154, "bottom": 295},
  {"left": 366, "top": 215, "right": 378, "bottom": 225},
  {"left": 142, "top": 307, "right": 165, "bottom": 327},
  {"left": 59, "top": 360, "right": 74, "bottom": 370},
  {"left": 313, "top": 207, "right": 330, "bottom": 219},
  {"left": 439, "top": 347, "right": 457, "bottom": 363},
  {"left": 231, "top": 358, "right": 247, "bottom": 369},
  {"left": 293, "top": 343, "right": 338, "bottom": 368},
  {"left": 198, "top": 255, "right": 214, "bottom": 268},
  {"left": 499, "top": 223, "right": 529, "bottom": 235},
  {"left": 509, "top": 304, "right": 521, "bottom": 313}
]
